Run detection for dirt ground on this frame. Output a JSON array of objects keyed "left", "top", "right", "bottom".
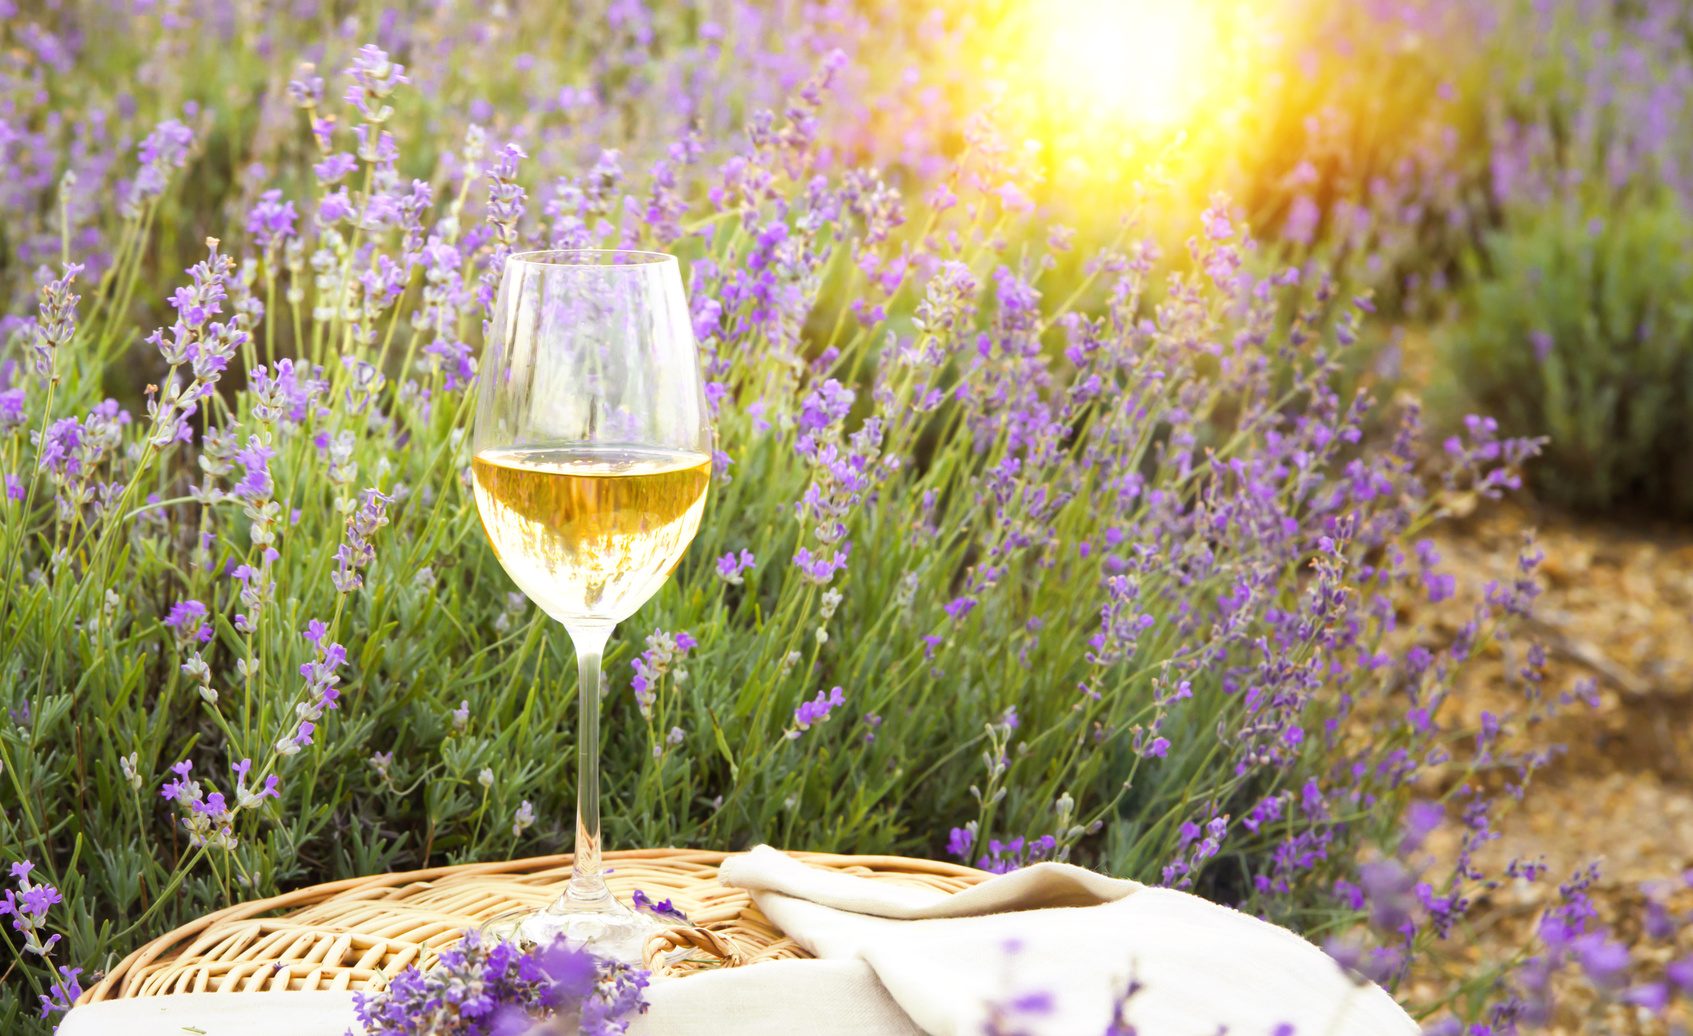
[
  {"left": 1434, "top": 502, "right": 1692, "bottom": 871},
  {"left": 1406, "top": 499, "right": 1693, "bottom": 1024}
]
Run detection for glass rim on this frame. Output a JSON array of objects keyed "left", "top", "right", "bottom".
[{"left": 506, "top": 248, "right": 678, "bottom": 269}]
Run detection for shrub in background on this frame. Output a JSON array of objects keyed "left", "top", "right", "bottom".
[
  {"left": 1440, "top": 0, "right": 1693, "bottom": 518},
  {"left": 1443, "top": 200, "right": 1693, "bottom": 517}
]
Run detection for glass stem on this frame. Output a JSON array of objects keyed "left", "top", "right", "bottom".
[{"left": 566, "top": 623, "right": 613, "bottom": 905}]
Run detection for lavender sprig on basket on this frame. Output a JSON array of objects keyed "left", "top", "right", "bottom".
[{"left": 349, "top": 930, "right": 648, "bottom": 1036}]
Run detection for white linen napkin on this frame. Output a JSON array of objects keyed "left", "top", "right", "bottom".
[
  {"left": 715, "top": 844, "right": 1418, "bottom": 1036},
  {"left": 57, "top": 989, "right": 362, "bottom": 1035},
  {"left": 55, "top": 965, "right": 917, "bottom": 1036}
]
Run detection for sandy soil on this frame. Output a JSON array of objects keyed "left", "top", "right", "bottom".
[{"left": 1403, "top": 500, "right": 1693, "bottom": 1029}]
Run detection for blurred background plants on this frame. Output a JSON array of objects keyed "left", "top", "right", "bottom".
[
  {"left": 1434, "top": 0, "right": 1693, "bottom": 519},
  {"left": 1443, "top": 200, "right": 1693, "bottom": 517},
  {"left": 1, "top": 1, "right": 1690, "bottom": 1034}
]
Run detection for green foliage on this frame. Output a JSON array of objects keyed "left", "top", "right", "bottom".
[{"left": 1442, "top": 199, "right": 1693, "bottom": 516}]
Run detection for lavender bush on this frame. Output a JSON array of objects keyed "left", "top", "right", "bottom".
[
  {"left": 0, "top": 3, "right": 1687, "bottom": 1035},
  {"left": 1439, "top": 0, "right": 1693, "bottom": 517},
  {"left": 1446, "top": 200, "right": 1693, "bottom": 516}
]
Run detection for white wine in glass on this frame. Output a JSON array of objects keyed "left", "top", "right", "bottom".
[
  {"left": 470, "top": 250, "right": 713, "bottom": 958},
  {"left": 472, "top": 446, "right": 711, "bottom": 623}
]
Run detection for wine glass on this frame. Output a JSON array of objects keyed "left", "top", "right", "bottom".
[{"left": 470, "top": 249, "right": 713, "bottom": 958}]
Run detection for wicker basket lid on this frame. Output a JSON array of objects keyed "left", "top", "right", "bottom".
[{"left": 84, "top": 848, "right": 987, "bottom": 1003}]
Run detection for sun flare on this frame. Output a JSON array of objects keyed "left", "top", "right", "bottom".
[
  {"left": 971, "top": 0, "right": 1268, "bottom": 208},
  {"left": 1033, "top": 0, "right": 1219, "bottom": 134}
]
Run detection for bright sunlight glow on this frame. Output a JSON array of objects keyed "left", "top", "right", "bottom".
[
  {"left": 971, "top": 0, "right": 1269, "bottom": 211},
  {"left": 1033, "top": 0, "right": 1220, "bottom": 134}
]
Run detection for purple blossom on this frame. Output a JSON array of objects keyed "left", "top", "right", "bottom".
[
  {"left": 277, "top": 620, "right": 348, "bottom": 755},
  {"left": 792, "top": 544, "right": 849, "bottom": 585},
  {"left": 1570, "top": 933, "right": 1631, "bottom": 991},
  {"left": 1202, "top": 201, "right": 1234, "bottom": 241},
  {"left": 38, "top": 965, "right": 81, "bottom": 1019},
  {"left": 332, "top": 488, "right": 392, "bottom": 592},
  {"left": 313, "top": 152, "right": 358, "bottom": 184},
  {"left": 249, "top": 358, "right": 328, "bottom": 425},
  {"left": 1284, "top": 194, "right": 1321, "bottom": 246},
  {"left": 630, "top": 630, "right": 693, "bottom": 718},
  {"left": 351, "top": 930, "right": 646, "bottom": 1036},
  {"left": 716, "top": 548, "right": 756, "bottom": 584},
  {"left": 974, "top": 834, "right": 1059, "bottom": 875},
  {"left": 790, "top": 686, "right": 845, "bottom": 736},
  {"left": 232, "top": 436, "right": 275, "bottom": 500},
  {"left": 26, "top": 263, "right": 85, "bottom": 376},
  {"left": 486, "top": 142, "right": 528, "bottom": 244},
  {"left": 127, "top": 118, "right": 194, "bottom": 212},
  {"left": 318, "top": 188, "right": 354, "bottom": 224},
  {"left": 287, "top": 66, "right": 324, "bottom": 107},
  {"left": 246, "top": 189, "right": 297, "bottom": 251},
  {"left": 344, "top": 45, "right": 408, "bottom": 123},
  {"left": 159, "top": 759, "right": 194, "bottom": 801},
  {"left": 797, "top": 379, "right": 855, "bottom": 452},
  {"left": 0, "top": 387, "right": 24, "bottom": 427},
  {"left": 631, "top": 889, "right": 689, "bottom": 924},
  {"left": 36, "top": 417, "right": 83, "bottom": 477},
  {"left": 163, "top": 599, "right": 212, "bottom": 643},
  {"left": 1667, "top": 956, "right": 1693, "bottom": 995},
  {"left": 0, "top": 859, "right": 64, "bottom": 959}
]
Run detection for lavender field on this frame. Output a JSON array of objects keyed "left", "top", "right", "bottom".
[{"left": 2, "top": 1, "right": 1691, "bottom": 1033}]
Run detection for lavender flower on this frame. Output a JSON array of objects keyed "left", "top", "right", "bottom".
[
  {"left": 158, "top": 757, "right": 275, "bottom": 851},
  {"left": 276, "top": 621, "right": 348, "bottom": 755},
  {"left": 332, "top": 488, "right": 392, "bottom": 592},
  {"left": 344, "top": 45, "right": 409, "bottom": 124},
  {"left": 715, "top": 548, "right": 756, "bottom": 585},
  {"left": 246, "top": 189, "right": 298, "bottom": 253},
  {"left": 314, "top": 152, "right": 358, "bottom": 184},
  {"left": 0, "top": 861, "right": 64, "bottom": 958},
  {"left": 511, "top": 800, "right": 536, "bottom": 838},
  {"left": 789, "top": 686, "right": 845, "bottom": 738},
  {"left": 37, "top": 965, "right": 82, "bottom": 1019},
  {"left": 971, "top": 835, "right": 1059, "bottom": 875},
  {"left": 792, "top": 544, "right": 849, "bottom": 585},
  {"left": 350, "top": 930, "right": 647, "bottom": 1036},
  {"left": 163, "top": 599, "right": 212, "bottom": 644},
  {"left": 1, "top": 386, "right": 23, "bottom": 429},
  {"left": 485, "top": 142, "right": 528, "bottom": 246},
  {"left": 27, "top": 263, "right": 84, "bottom": 376},
  {"left": 35, "top": 417, "right": 84, "bottom": 478},
  {"left": 631, "top": 889, "right": 689, "bottom": 924},
  {"left": 630, "top": 629, "right": 694, "bottom": 719},
  {"left": 125, "top": 118, "right": 194, "bottom": 214},
  {"left": 249, "top": 358, "right": 328, "bottom": 425},
  {"left": 232, "top": 436, "right": 275, "bottom": 501}
]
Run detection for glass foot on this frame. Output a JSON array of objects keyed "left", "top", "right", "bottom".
[{"left": 479, "top": 894, "right": 669, "bottom": 963}]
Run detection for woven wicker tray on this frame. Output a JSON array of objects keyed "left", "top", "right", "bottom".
[{"left": 83, "top": 848, "right": 987, "bottom": 1004}]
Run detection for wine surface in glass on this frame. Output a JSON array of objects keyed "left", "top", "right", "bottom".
[{"left": 471, "top": 444, "right": 710, "bottom": 625}]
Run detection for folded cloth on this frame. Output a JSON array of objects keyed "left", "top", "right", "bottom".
[
  {"left": 716, "top": 844, "right": 1418, "bottom": 1036},
  {"left": 627, "top": 957, "right": 923, "bottom": 1036},
  {"left": 57, "top": 989, "right": 362, "bottom": 1036},
  {"left": 56, "top": 961, "right": 917, "bottom": 1036}
]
